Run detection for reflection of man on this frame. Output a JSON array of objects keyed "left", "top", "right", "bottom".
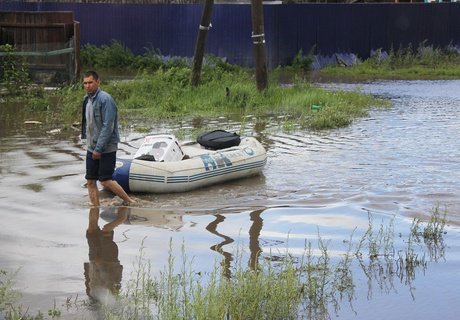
[{"left": 84, "top": 206, "right": 128, "bottom": 300}]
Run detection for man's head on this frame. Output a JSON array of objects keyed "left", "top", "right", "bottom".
[{"left": 83, "top": 70, "right": 100, "bottom": 95}]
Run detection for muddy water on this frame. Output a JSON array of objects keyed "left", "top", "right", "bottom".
[{"left": 1, "top": 80, "right": 460, "bottom": 319}]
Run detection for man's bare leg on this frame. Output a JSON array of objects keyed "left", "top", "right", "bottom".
[
  {"left": 100, "top": 179, "right": 135, "bottom": 204},
  {"left": 87, "top": 179, "right": 100, "bottom": 207}
]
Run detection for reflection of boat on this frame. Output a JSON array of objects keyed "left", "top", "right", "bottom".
[
  {"left": 100, "top": 207, "right": 185, "bottom": 231},
  {"left": 113, "top": 133, "right": 267, "bottom": 193}
]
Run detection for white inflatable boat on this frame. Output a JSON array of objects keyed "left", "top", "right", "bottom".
[{"left": 113, "top": 131, "right": 267, "bottom": 193}]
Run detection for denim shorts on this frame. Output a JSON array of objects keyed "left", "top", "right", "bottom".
[{"left": 85, "top": 151, "right": 117, "bottom": 181}]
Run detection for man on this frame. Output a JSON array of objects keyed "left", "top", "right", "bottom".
[{"left": 81, "top": 70, "right": 135, "bottom": 206}]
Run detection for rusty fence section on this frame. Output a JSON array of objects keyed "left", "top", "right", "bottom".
[{"left": 0, "top": 11, "right": 80, "bottom": 85}]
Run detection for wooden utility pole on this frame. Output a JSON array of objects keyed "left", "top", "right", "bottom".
[
  {"left": 191, "top": 0, "right": 214, "bottom": 87},
  {"left": 250, "top": 0, "right": 268, "bottom": 91}
]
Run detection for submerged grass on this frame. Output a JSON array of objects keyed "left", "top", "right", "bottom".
[
  {"left": 0, "top": 269, "right": 47, "bottom": 320},
  {"left": 95, "top": 210, "right": 445, "bottom": 320},
  {"left": 0, "top": 208, "right": 448, "bottom": 320}
]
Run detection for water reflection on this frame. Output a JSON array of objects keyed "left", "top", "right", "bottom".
[
  {"left": 100, "top": 206, "right": 185, "bottom": 231},
  {"left": 85, "top": 204, "right": 447, "bottom": 319},
  {"left": 248, "top": 209, "right": 263, "bottom": 270},
  {"left": 206, "top": 215, "right": 234, "bottom": 277},
  {"left": 200, "top": 207, "right": 443, "bottom": 319},
  {"left": 205, "top": 209, "right": 264, "bottom": 277},
  {"left": 84, "top": 207, "right": 127, "bottom": 302}
]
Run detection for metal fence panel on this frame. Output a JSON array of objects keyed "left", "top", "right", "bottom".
[{"left": 1, "top": 2, "right": 459, "bottom": 68}]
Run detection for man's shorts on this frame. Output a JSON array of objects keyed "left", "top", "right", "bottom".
[{"left": 85, "top": 151, "right": 117, "bottom": 181}]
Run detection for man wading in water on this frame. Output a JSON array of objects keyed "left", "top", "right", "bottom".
[{"left": 81, "top": 71, "right": 135, "bottom": 206}]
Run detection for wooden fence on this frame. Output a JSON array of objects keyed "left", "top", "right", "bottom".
[{"left": 0, "top": 11, "right": 80, "bottom": 84}]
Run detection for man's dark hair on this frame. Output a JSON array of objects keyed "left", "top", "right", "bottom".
[{"left": 84, "top": 70, "right": 99, "bottom": 80}]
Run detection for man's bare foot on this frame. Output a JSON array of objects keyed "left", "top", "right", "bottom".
[{"left": 122, "top": 196, "right": 139, "bottom": 206}]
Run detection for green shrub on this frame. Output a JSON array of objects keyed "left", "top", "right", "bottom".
[
  {"left": 81, "top": 40, "right": 136, "bottom": 70},
  {"left": 0, "top": 44, "right": 31, "bottom": 96},
  {"left": 292, "top": 48, "right": 314, "bottom": 72},
  {"left": 136, "top": 47, "right": 165, "bottom": 72}
]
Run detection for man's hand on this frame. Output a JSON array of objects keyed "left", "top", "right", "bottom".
[{"left": 92, "top": 151, "right": 102, "bottom": 160}]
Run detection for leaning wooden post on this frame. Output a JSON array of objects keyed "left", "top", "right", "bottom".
[
  {"left": 191, "top": 0, "right": 214, "bottom": 87},
  {"left": 250, "top": 0, "right": 268, "bottom": 91}
]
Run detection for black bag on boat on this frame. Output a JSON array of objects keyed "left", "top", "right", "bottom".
[
  {"left": 197, "top": 130, "right": 241, "bottom": 150},
  {"left": 135, "top": 154, "right": 156, "bottom": 161}
]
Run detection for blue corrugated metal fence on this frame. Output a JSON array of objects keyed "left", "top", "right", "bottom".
[{"left": 1, "top": 3, "right": 459, "bottom": 67}]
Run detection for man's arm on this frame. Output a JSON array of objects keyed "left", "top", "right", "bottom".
[{"left": 95, "top": 94, "right": 117, "bottom": 154}]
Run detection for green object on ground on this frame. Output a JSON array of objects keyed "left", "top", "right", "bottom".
[{"left": 311, "top": 104, "right": 321, "bottom": 112}]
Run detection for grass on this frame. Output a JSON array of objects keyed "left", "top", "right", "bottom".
[
  {"left": 410, "top": 205, "right": 447, "bottom": 262},
  {"left": 320, "top": 42, "right": 460, "bottom": 81},
  {"left": 94, "top": 210, "right": 444, "bottom": 320},
  {"left": 53, "top": 66, "right": 387, "bottom": 135},
  {"left": 1, "top": 40, "right": 390, "bottom": 133},
  {"left": 0, "top": 269, "right": 46, "bottom": 320},
  {"left": 0, "top": 208, "right": 449, "bottom": 319},
  {"left": 9, "top": 41, "right": 460, "bottom": 135}
]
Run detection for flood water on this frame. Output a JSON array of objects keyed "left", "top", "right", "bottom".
[{"left": 1, "top": 80, "right": 460, "bottom": 319}]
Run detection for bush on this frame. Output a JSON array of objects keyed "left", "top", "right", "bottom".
[
  {"left": 81, "top": 40, "right": 136, "bottom": 70},
  {"left": 80, "top": 41, "right": 248, "bottom": 76},
  {"left": 0, "top": 44, "right": 30, "bottom": 96},
  {"left": 291, "top": 49, "right": 314, "bottom": 72}
]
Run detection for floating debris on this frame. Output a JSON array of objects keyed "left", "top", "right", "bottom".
[
  {"left": 46, "top": 128, "right": 61, "bottom": 134},
  {"left": 24, "top": 120, "right": 43, "bottom": 125}
]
